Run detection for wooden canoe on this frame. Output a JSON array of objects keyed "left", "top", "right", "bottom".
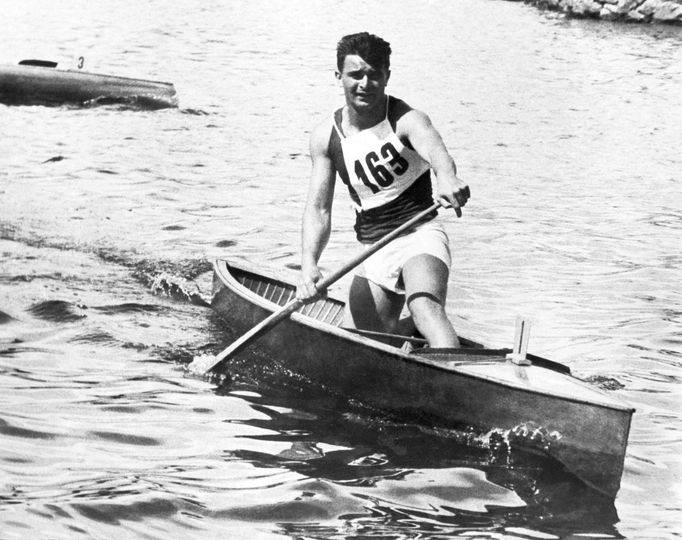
[
  {"left": 0, "top": 62, "right": 177, "bottom": 108},
  {"left": 209, "top": 258, "right": 634, "bottom": 499}
]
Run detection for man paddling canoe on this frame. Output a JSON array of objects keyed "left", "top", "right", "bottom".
[{"left": 296, "top": 32, "right": 470, "bottom": 348}]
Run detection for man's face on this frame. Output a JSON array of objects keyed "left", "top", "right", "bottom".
[{"left": 336, "top": 54, "right": 390, "bottom": 113}]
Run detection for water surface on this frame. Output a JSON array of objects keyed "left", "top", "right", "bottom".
[{"left": 1, "top": 1, "right": 681, "bottom": 538}]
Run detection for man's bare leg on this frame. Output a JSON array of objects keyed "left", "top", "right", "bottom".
[
  {"left": 343, "top": 274, "right": 404, "bottom": 333},
  {"left": 402, "top": 254, "right": 460, "bottom": 348}
]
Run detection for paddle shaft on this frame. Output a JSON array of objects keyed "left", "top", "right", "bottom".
[{"left": 195, "top": 202, "right": 442, "bottom": 374}]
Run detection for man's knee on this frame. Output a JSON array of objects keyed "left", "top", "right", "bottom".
[
  {"left": 402, "top": 255, "right": 450, "bottom": 303},
  {"left": 406, "top": 291, "right": 443, "bottom": 307},
  {"left": 407, "top": 293, "right": 448, "bottom": 323}
]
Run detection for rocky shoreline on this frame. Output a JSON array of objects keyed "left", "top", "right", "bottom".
[{"left": 509, "top": 0, "right": 682, "bottom": 24}]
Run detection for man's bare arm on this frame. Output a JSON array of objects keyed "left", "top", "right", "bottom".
[
  {"left": 298, "top": 121, "right": 336, "bottom": 301},
  {"left": 398, "top": 110, "right": 470, "bottom": 216}
]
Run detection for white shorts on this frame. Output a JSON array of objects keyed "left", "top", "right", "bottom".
[{"left": 357, "top": 220, "right": 451, "bottom": 294}]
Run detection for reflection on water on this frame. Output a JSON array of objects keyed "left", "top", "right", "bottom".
[{"left": 218, "top": 375, "right": 621, "bottom": 538}]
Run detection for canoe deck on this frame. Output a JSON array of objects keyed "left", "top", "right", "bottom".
[{"left": 209, "top": 258, "right": 634, "bottom": 499}]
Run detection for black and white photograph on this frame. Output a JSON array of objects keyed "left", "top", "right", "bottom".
[{"left": 1, "top": 0, "right": 680, "bottom": 538}]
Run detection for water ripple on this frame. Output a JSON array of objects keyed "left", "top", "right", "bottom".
[
  {"left": 0, "top": 417, "right": 56, "bottom": 440},
  {"left": 88, "top": 431, "right": 162, "bottom": 446},
  {"left": 28, "top": 300, "right": 88, "bottom": 323}
]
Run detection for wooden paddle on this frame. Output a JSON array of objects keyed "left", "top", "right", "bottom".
[{"left": 188, "top": 201, "right": 442, "bottom": 375}]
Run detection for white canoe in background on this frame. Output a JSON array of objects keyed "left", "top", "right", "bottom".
[{"left": 0, "top": 60, "right": 177, "bottom": 109}]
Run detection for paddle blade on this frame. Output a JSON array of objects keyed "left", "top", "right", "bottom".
[
  {"left": 188, "top": 298, "right": 304, "bottom": 375},
  {"left": 187, "top": 353, "right": 219, "bottom": 374}
]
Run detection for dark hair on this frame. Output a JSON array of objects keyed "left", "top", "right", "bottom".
[{"left": 336, "top": 32, "right": 391, "bottom": 72}]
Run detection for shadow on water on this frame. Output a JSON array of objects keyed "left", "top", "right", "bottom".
[{"left": 213, "top": 351, "right": 622, "bottom": 539}]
